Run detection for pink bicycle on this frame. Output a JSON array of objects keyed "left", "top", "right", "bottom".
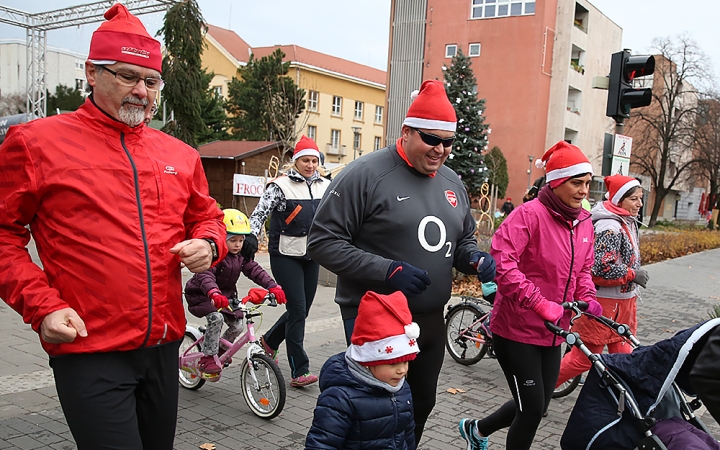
[{"left": 178, "top": 290, "right": 286, "bottom": 419}]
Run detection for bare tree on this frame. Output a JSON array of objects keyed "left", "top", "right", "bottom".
[
  {"left": 626, "top": 35, "right": 713, "bottom": 226},
  {"left": 265, "top": 76, "right": 310, "bottom": 157},
  {"left": 694, "top": 94, "right": 720, "bottom": 219},
  {"left": 0, "top": 93, "right": 26, "bottom": 116}
]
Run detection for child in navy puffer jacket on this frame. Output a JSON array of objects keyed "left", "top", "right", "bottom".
[
  {"left": 184, "top": 209, "right": 286, "bottom": 377},
  {"left": 305, "top": 291, "right": 419, "bottom": 450}
]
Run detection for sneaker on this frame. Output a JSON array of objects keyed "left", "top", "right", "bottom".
[
  {"left": 199, "top": 355, "right": 221, "bottom": 375},
  {"left": 459, "top": 418, "right": 489, "bottom": 450},
  {"left": 291, "top": 373, "right": 318, "bottom": 387},
  {"left": 259, "top": 336, "right": 279, "bottom": 364}
]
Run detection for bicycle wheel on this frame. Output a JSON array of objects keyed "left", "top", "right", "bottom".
[
  {"left": 179, "top": 332, "right": 205, "bottom": 390},
  {"left": 553, "top": 343, "right": 581, "bottom": 398},
  {"left": 445, "top": 303, "right": 487, "bottom": 365},
  {"left": 240, "top": 353, "right": 286, "bottom": 419}
]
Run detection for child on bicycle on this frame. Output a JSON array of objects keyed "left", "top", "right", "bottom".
[
  {"left": 184, "top": 209, "right": 286, "bottom": 376},
  {"left": 305, "top": 291, "right": 419, "bottom": 449}
]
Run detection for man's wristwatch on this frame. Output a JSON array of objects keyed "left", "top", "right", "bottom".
[{"left": 203, "top": 238, "right": 219, "bottom": 261}]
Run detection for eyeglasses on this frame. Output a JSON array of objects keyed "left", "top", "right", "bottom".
[
  {"left": 98, "top": 66, "right": 164, "bottom": 91},
  {"left": 412, "top": 128, "right": 455, "bottom": 148}
]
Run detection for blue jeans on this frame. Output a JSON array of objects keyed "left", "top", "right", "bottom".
[{"left": 264, "top": 255, "right": 319, "bottom": 378}]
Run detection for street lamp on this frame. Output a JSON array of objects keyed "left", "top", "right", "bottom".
[
  {"left": 351, "top": 126, "right": 362, "bottom": 160},
  {"left": 527, "top": 155, "right": 535, "bottom": 190}
]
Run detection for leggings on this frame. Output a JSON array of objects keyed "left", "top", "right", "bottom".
[
  {"left": 264, "top": 255, "right": 319, "bottom": 378},
  {"left": 344, "top": 309, "right": 445, "bottom": 448},
  {"left": 50, "top": 341, "right": 180, "bottom": 450},
  {"left": 475, "top": 334, "right": 561, "bottom": 450}
]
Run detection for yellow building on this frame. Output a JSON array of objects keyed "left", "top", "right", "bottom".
[{"left": 202, "top": 24, "right": 386, "bottom": 164}]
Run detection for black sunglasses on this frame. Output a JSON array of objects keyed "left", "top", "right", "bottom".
[{"left": 412, "top": 128, "right": 456, "bottom": 148}]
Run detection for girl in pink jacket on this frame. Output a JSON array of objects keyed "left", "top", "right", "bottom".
[{"left": 459, "top": 141, "right": 602, "bottom": 450}]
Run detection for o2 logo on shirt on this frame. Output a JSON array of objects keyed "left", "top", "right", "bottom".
[{"left": 418, "top": 215, "right": 452, "bottom": 257}]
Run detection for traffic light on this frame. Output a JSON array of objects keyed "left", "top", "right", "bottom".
[{"left": 606, "top": 50, "right": 655, "bottom": 120}]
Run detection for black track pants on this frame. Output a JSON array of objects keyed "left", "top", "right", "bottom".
[
  {"left": 690, "top": 325, "right": 720, "bottom": 424},
  {"left": 50, "top": 340, "right": 181, "bottom": 450},
  {"left": 475, "top": 334, "right": 561, "bottom": 450}
]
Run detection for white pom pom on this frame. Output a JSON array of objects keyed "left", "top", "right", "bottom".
[
  {"left": 535, "top": 159, "right": 545, "bottom": 169},
  {"left": 405, "top": 322, "right": 420, "bottom": 339},
  {"left": 410, "top": 90, "right": 420, "bottom": 101}
]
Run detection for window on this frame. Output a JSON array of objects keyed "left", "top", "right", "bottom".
[
  {"left": 213, "top": 86, "right": 222, "bottom": 97},
  {"left": 374, "top": 136, "right": 382, "bottom": 150},
  {"left": 308, "top": 90, "right": 319, "bottom": 112},
  {"left": 471, "top": 0, "right": 535, "bottom": 19},
  {"left": 375, "top": 105, "right": 383, "bottom": 124},
  {"left": 75, "top": 78, "right": 85, "bottom": 90},
  {"left": 331, "top": 129, "right": 341, "bottom": 148},
  {"left": 332, "top": 96, "right": 342, "bottom": 116},
  {"left": 574, "top": 3, "right": 589, "bottom": 32},
  {"left": 307, "top": 125, "right": 317, "bottom": 141},
  {"left": 354, "top": 101, "right": 364, "bottom": 120},
  {"left": 75, "top": 60, "right": 84, "bottom": 70},
  {"left": 468, "top": 43, "right": 481, "bottom": 57},
  {"left": 445, "top": 44, "right": 457, "bottom": 58},
  {"left": 353, "top": 132, "right": 361, "bottom": 149}
]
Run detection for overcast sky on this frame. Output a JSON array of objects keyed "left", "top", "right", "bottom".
[{"left": 0, "top": 0, "right": 717, "bottom": 81}]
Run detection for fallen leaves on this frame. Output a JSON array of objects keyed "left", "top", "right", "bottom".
[
  {"left": 447, "top": 388, "right": 466, "bottom": 395},
  {"left": 199, "top": 444, "right": 216, "bottom": 450}
]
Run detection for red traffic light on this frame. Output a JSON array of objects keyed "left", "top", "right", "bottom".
[
  {"left": 624, "top": 55, "right": 655, "bottom": 82},
  {"left": 606, "top": 51, "right": 655, "bottom": 120}
]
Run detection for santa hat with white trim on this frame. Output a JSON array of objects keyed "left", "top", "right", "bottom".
[
  {"left": 402, "top": 80, "right": 457, "bottom": 132},
  {"left": 348, "top": 291, "right": 420, "bottom": 367},
  {"left": 604, "top": 174, "right": 641, "bottom": 205},
  {"left": 292, "top": 135, "right": 321, "bottom": 161},
  {"left": 536, "top": 141, "right": 593, "bottom": 188}
]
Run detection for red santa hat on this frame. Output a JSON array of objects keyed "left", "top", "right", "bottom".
[
  {"left": 348, "top": 291, "right": 420, "bottom": 367},
  {"left": 536, "top": 141, "right": 593, "bottom": 187},
  {"left": 88, "top": 3, "right": 162, "bottom": 73},
  {"left": 292, "top": 135, "right": 321, "bottom": 161},
  {"left": 402, "top": 80, "right": 457, "bottom": 132},
  {"left": 604, "top": 174, "right": 641, "bottom": 205}
]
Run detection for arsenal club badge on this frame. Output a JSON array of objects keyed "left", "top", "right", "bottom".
[{"left": 445, "top": 190, "right": 457, "bottom": 208}]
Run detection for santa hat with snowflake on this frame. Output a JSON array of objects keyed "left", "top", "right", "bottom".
[
  {"left": 402, "top": 80, "right": 457, "bottom": 132},
  {"left": 348, "top": 291, "right": 420, "bottom": 366},
  {"left": 604, "top": 174, "right": 641, "bottom": 205},
  {"left": 535, "top": 141, "right": 593, "bottom": 188},
  {"left": 292, "top": 135, "right": 321, "bottom": 161}
]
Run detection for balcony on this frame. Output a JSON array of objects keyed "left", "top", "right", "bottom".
[{"left": 326, "top": 144, "right": 347, "bottom": 156}]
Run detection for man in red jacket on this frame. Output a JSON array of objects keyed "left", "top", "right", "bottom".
[{"left": 0, "top": 5, "right": 226, "bottom": 450}]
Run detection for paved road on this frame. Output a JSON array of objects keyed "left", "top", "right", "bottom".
[{"left": 1, "top": 243, "right": 719, "bottom": 449}]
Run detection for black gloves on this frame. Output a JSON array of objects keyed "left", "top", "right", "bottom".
[
  {"left": 385, "top": 261, "right": 431, "bottom": 298},
  {"left": 634, "top": 268, "right": 649, "bottom": 288},
  {"left": 240, "top": 233, "right": 258, "bottom": 261},
  {"left": 470, "top": 251, "right": 496, "bottom": 283}
]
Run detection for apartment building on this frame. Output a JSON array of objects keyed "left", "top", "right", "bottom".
[
  {"left": 0, "top": 39, "right": 87, "bottom": 98},
  {"left": 388, "top": 0, "right": 621, "bottom": 203},
  {"left": 202, "top": 24, "right": 386, "bottom": 164}
]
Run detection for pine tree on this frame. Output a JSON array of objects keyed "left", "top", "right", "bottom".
[
  {"left": 484, "top": 146, "right": 509, "bottom": 198},
  {"left": 46, "top": 84, "right": 84, "bottom": 115},
  {"left": 442, "top": 49, "right": 489, "bottom": 197},
  {"left": 157, "top": 0, "right": 206, "bottom": 148},
  {"left": 196, "top": 70, "right": 229, "bottom": 144}
]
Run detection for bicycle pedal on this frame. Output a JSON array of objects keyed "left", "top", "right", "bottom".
[{"left": 201, "top": 372, "right": 221, "bottom": 382}]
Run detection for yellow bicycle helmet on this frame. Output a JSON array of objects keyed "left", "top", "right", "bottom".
[{"left": 223, "top": 209, "right": 252, "bottom": 235}]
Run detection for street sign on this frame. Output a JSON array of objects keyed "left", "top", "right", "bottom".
[{"left": 611, "top": 134, "right": 632, "bottom": 176}]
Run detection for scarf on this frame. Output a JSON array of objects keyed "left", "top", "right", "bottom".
[
  {"left": 345, "top": 348, "right": 404, "bottom": 394},
  {"left": 538, "top": 184, "right": 582, "bottom": 222}
]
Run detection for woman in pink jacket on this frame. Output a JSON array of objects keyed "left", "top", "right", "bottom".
[{"left": 459, "top": 141, "right": 602, "bottom": 450}]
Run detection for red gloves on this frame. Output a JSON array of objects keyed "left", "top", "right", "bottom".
[
  {"left": 531, "top": 298, "right": 564, "bottom": 323},
  {"left": 269, "top": 286, "right": 287, "bottom": 305},
  {"left": 242, "top": 288, "right": 269, "bottom": 305},
  {"left": 208, "top": 288, "right": 229, "bottom": 309}
]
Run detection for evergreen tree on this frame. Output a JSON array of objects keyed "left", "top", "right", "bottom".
[
  {"left": 196, "top": 70, "right": 229, "bottom": 144},
  {"left": 442, "top": 49, "right": 489, "bottom": 197},
  {"left": 484, "top": 146, "right": 509, "bottom": 198},
  {"left": 225, "top": 48, "right": 306, "bottom": 148},
  {"left": 157, "top": 0, "right": 206, "bottom": 148},
  {"left": 46, "top": 84, "right": 84, "bottom": 115}
]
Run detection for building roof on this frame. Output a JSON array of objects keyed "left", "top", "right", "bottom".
[
  {"left": 253, "top": 44, "right": 386, "bottom": 87},
  {"left": 205, "top": 25, "right": 385, "bottom": 87},
  {"left": 198, "top": 140, "right": 282, "bottom": 159},
  {"left": 205, "top": 24, "right": 252, "bottom": 63}
]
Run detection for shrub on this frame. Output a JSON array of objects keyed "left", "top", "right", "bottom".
[
  {"left": 709, "top": 304, "right": 720, "bottom": 320},
  {"left": 640, "top": 230, "right": 720, "bottom": 264}
]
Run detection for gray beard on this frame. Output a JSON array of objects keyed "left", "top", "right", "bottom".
[{"left": 118, "top": 104, "right": 145, "bottom": 127}]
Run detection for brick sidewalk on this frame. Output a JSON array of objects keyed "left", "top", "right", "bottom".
[{"left": 1, "top": 248, "right": 719, "bottom": 449}]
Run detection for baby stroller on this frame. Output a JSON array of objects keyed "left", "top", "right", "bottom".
[{"left": 546, "top": 307, "right": 720, "bottom": 450}]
